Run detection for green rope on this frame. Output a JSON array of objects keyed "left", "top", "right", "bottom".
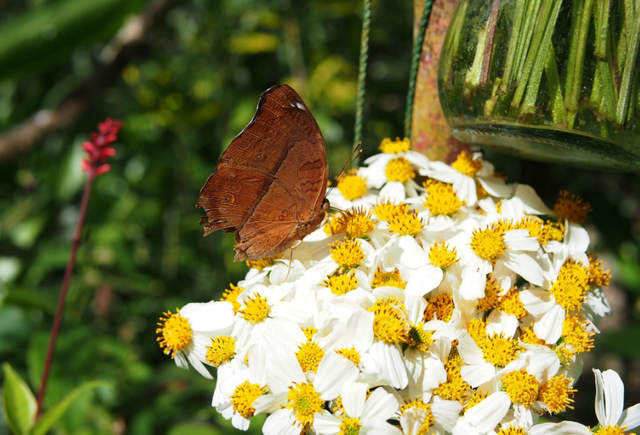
[
  {"left": 352, "top": 0, "right": 372, "bottom": 167},
  {"left": 404, "top": 0, "right": 435, "bottom": 139}
]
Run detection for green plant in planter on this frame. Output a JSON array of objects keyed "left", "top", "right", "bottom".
[{"left": 439, "top": 0, "right": 640, "bottom": 170}]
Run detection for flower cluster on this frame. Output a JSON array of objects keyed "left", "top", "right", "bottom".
[
  {"left": 157, "top": 138, "right": 638, "bottom": 434},
  {"left": 81, "top": 118, "right": 123, "bottom": 177}
]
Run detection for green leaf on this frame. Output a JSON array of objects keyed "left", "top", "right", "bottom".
[
  {"left": 2, "top": 363, "right": 36, "bottom": 435},
  {"left": 30, "top": 381, "right": 108, "bottom": 435}
]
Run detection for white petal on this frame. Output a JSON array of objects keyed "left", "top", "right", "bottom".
[
  {"left": 174, "top": 351, "right": 189, "bottom": 370},
  {"left": 405, "top": 265, "right": 443, "bottom": 297},
  {"left": 620, "top": 403, "right": 640, "bottom": 431},
  {"left": 519, "top": 289, "right": 553, "bottom": 316},
  {"left": 380, "top": 181, "right": 407, "bottom": 203},
  {"left": 501, "top": 251, "right": 544, "bottom": 286},
  {"left": 504, "top": 230, "right": 539, "bottom": 251},
  {"left": 231, "top": 413, "right": 251, "bottom": 431},
  {"left": 479, "top": 177, "right": 514, "bottom": 199},
  {"left": 266, "top": 347, "right": 306, "bottom": 394},
  {"left": 254, "top": 391, "right": 288, "bottom": 415},
  {"left": 431, "top": 400, "right": 463, "bottom": 431},
  {"left": 187, "top": 353, "right": 213, "bottom": 379},
  {"left": 346, "top": 310, "right": 375, "bottom": 352},
  {"left": 314, "top": 412, "right": 341, "bottom": 435},
  {"left": 565, "top": 223, "right": 590, "bottom": 255},
  {"left": 540, "top": 421, "right": 592, "bottom": 434},
  {"left": 369, "top": 341, "right": 408, "bottom": 389},
  {"left": 393, "top": 236, "right": 429, "bottom": 269},
  {"left": 514, "top": 184, "right": 552, "bottom": 215},
  {"left": 594, "top": 369, "right": 625, "bottom": 426},
  {"left": 463, "top": 391, "right": 511, "bottom": 433},
  {"left": 361, "top": 418, "right": 403, "bottom": 434},
  {"left": 533, "top": 304, "right": 565, "bottom": 344},
  {"left": 457, "top": 331, "right": 484, "bottom": 365},
  {"left": 188, "top": 301, "right": 235, "bottom": 333},
  {"left": 315, "top": 351, "right": 359, "bottom": 400},
  {"left": 362, "top": 387, "right": 400, "bottom": 420},
  {"left": 262, "top": 409, "right": 301, "bottom": 435},
  {"left": 460, "top": 361, "right": 496, "bottom": 388},
  {"left": 453, "top": 174, "right": 478, "bottom": 206},
  {"left": 342, "top": 382, "right": 368, "bottom": 418}
]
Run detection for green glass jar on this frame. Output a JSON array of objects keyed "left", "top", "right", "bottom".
[{"left": 438, "top": 0, "right": 640, "bottom": 170}]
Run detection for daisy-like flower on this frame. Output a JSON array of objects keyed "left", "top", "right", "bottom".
[
  {"left": 314, "top": 382, "right": 401, "bottom": 434},
  {"left": 398, "top": 395, "right": 463, "bottom": 435},
  {"left": 156, "top": 301, "right": 235, "bottom": 379},
  {"left": 326, "top": 168, "right": 378, "bottom": 210}
]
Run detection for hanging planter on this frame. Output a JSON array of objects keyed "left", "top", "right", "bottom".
[{"left": 438, "top": 0, "right": 640, "bottom": 170}]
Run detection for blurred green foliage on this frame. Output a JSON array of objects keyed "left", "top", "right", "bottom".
[{"left": 0, "top": 0, "right": 639, "bottom": 433}]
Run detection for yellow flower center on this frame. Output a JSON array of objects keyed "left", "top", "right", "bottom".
[
  {"left": 519, "top": 326, "right": 547, "bottom": 346},
  {"left": 478, "top": 276, "right": 501, "bottom": 311},
  {"left": 373, "top": 201, "right": 407, "bottom": 222},
  {"left": 324, "top": 270, "right": 360, "bottom": 295},
  {"left": 335, "top": 347, "right": 361, "bottom": 366},
  {"left": 338, "top": 171, "right": 368, "bottom": 201},
  {"left": 388, "top": 209, "right": 423, "bottom": 236},
  {"left": 330, "top": 239, "right": 365, "bottom": 269},
  {"left": 559, "top": 313, "right": 595, "bottom": 357},
  {"left": 502, "top": 369, "right": 540, "bottom": 408},
  {"left": 340, "top": 208, "right": 375, "bottom": 239},
  {"left": 222, "top": 283, "right": 244, "bottom": 314},
  {"left": 286, "top": 382, "right": 325, "bottom": 425},
  {"left": 428, "top": 242, "right": 459, "bottom": 269},
  {"left": 371, "top": 267, "right": 406, "bottom": 289},
  {"left": 379, "top": 137, "right": 411, "bottom": 154},
  {"left": 385, "top": 157, "right": 415, "bottom": 183},
  {"left": 547, "top": 220, "right": 565, "bottom": 242},
  {"left": 205, "top": 335, "right": 236, "bottom": 367},
  {"left": 588, "top": 254, "right": 612, "bottom": 286},
  {"left": 464, "top": 390, "right": 489, "bottom": 411},
  {"left": 324, "top": 213, "right": 347, "bottom": 236},
  {"left": 470, "top": 224, "right": 506, "bottom": 262},
  {"left": 469, "top": 319, "right": 522, "bottom": 367},
  {"left": 423, "top": 294, "right": 454, "bottom": 322},
  {"left": 554, "top": 190, "right": 592, "bottom": 224},
  {"left": 302, "top": 326, "right": 318, "bottom": 340},
  {"left": 239, "top": 293, "right": 270, "bottom": 323},
  {"left": 498, "top": 287, "right": 528, "bottom": 319},
  {"left": 231, "top": 380, "right": 266, "bottom": 418},
  {"left": 423, "top": 179, "right": 466, "bottom": 216},
  {"left": 296, "top": 340, "right": 325, "bottom": 373},
  {"left": 550, "top": 260, "right": 590, "bottom": 311},
  {"left": 514, "top": 216, "right": 550, "bottom": 245},
  {"left": 156, "top": 309, "right": 192, "bottom": 358},
  {"left": 398, "top": 399, "right": 434, "bottom": 433},
  {"left": 496, "top": 425, "right": 528, "bottom": 435},
  {"left": 246, "top": 254, "right": 283, "bottom": 271},
  {"left": 406, "top": 322, "right": 434, "bottom": 352},
  {"left": 339, "top": 417, "right": 362, "bottom": 435},
  {"left": 369, "top": 296, "right": 408, "bottom": 344},
  {"left": 593, "top": 425, "right": 632, "bottom": 435},
  {"left": 539, "top": 375, "right": 575, "bottom": 414},
  {"left": 434, "top": 346, "right": 471, "bottom": 402},
  {"left": 451, "top": 151, "right": 482, "bottom": 177}
]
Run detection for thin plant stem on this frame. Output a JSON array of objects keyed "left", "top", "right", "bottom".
[
  {"left": 616, "top": 11, "right": 640, "bottom": 124},
  {"left": 565, "top": 0, "right": 594, "bottom": 128},
  {"left": 498, "top": 0, "right": 527, "bottom": 94},
  {"left": 353, "top": 0, "right": 372, "bottom": 166},
  {"left": 36, "top": 173, "right": 95, "bottom": 419},
  {"left": 545, "top": 43, "right": 566, "bottom": 125},
  {"left": 404, "top": 0, "right": 434, "bottom": 139},
  {"left": 480, "top": 0, "right": 502, "bottom": 88}
]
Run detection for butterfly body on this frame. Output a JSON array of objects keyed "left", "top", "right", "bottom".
[{"left": 197, "top": 84, "right": 329, "bottom": 261}]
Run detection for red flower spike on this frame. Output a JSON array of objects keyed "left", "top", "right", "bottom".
[{"left": 81, "top": 118, "right": 123, "bottom": 177}]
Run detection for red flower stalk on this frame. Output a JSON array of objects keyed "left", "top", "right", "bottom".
[{"left": 36, "top": 119, "right": 122, "bottom": 419}]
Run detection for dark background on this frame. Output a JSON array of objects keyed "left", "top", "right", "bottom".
[{"left": 0, "top": 0, "right": 638, "bottom": 433}]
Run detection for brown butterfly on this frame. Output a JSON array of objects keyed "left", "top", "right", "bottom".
[{"left": 197, "top": 84, "right": 330, "bottom": 261}]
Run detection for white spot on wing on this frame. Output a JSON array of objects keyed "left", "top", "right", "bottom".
[{"left": 295, "top": 102, "right": 306, "bottom": 111}]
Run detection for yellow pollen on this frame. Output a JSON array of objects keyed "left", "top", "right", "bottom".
[
  {"left": 369, "top": 296, "right": 408, "bottom": 344},
  {"left": 424, "top": 294, "right": 454, "bottom": 322},
  {"left": 286, "top": 382, "right": 324, "bottom": 425},
  {"left": 547, "top": 220, "right": 565, "bottom": 242},
  {"left": 221, "top": 283, "right": 244, "bottom": 314},
  {"left": 296, "top": 340, "right": 325, "bottom": 373},
  {"left": 423, "top": 179, "right": 466, "bottom": 216},
  {"left": 514, "top": 216, "right": 550, "bottom": 245},
  {"left": 379, "top": 137, "right": 411, "bottom": 154},
  {"left": 482, "top": 334, "right": 522, "bottom": 367},
  {"left": 560, "top": 313, "right": 595, "bottom": 357},
  {"left": 519, "top": 326, "right": 547, "bottom": 346},
  {"left": 302, "top": 326, "right": 318, "bottom": 340},
  {"left": 239, "top": 293, "right": 270, "bottom": 323},
  {"left": 554, "top": 190, "right": 592, "bottom": 224},
  {"left": 406, "top": 322, "right": 434, "bottom": 352},
  {"left": 467, "top": 318, "right": 488, "bottom": 343},
  {"left": 385, "top": 157, "right": 415, "bottom": 183},
  {"left": 324, "top": 213, "right": 347, "bottom": 236},
  {"left": 156, "top": 309, "right": 192, "bottom": 358},
  {"left": 588, "top": 253, "right": 612, "bottom": 287},
  {"left": 336, "top": 347, "right": 361, "bottom": 366},
  {"left": 324, "top": 270, "right": 360, "bottom": 295},
  {"left": 593, "top": 425, "right": 632, "bottom": 435},
  {"left": 205, "top": 335, "right": 236, "bottom": 367},
  {"left": 502, "top": 369, "right": 539, "bottom": 408},
  {"left": 464, "top": 390, "right": 489, "bottom": 411},
  {"left": 337, "top": 171, "right": 368, "bottom": 201},
  {"left": 478, "top": 276, "right": 501, "bottom": 311},
  {"left": 399, "top": 399, "right": 434, "bottom": 433},
  {"left": 496, "top": 424, "right": 528, "bottom": 435},
  {"left": 539, "top": 375, "right": 575, "bottom": 414},
  {"left": 340, "top": 207, "right": 375, "bottom": 239},
  {"left": 330, "top": 239, "right": 365, "bottom": 269},
  {"left": 231, "top": 380, "right": 266, "bottom": 418},
  {"left": 388, "top": 209, "right": 423, "bottom": 236},
  {"left": 428, "top": 241, "right": 459, "bottom": 269},
  {"left": 246, "top": 254, "right": 283, "bottom": 271},
  {"left": 470, "top": 223, "right": 506, "bottom": 262},
  {"left": 374, "top": 201, "right": 408, "bottom": 222},
  {"left": 550, "top": 260, "right": 590, "bottom": 311},
  {"left": 435, "top": 345, "right": 471, "bottom": 402},
  {"left": 451, "top": 151, "right": 482, "bottom": 177},
  {"left": 371, "top": 267, "right": 406, "bottom": 289},
  {"left": 498, "top": 287, "right": 528, "bottom": 319},
  {"left": 339, "top": 417, "right": 362, "bottom": 435}
]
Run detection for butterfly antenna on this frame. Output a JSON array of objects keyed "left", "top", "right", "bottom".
[
  {"left": 284, "top": 248, "right": 294, "bottom": 281},
  {"left": 326, "top": 142, "right": 363, "bottom": 198}
]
